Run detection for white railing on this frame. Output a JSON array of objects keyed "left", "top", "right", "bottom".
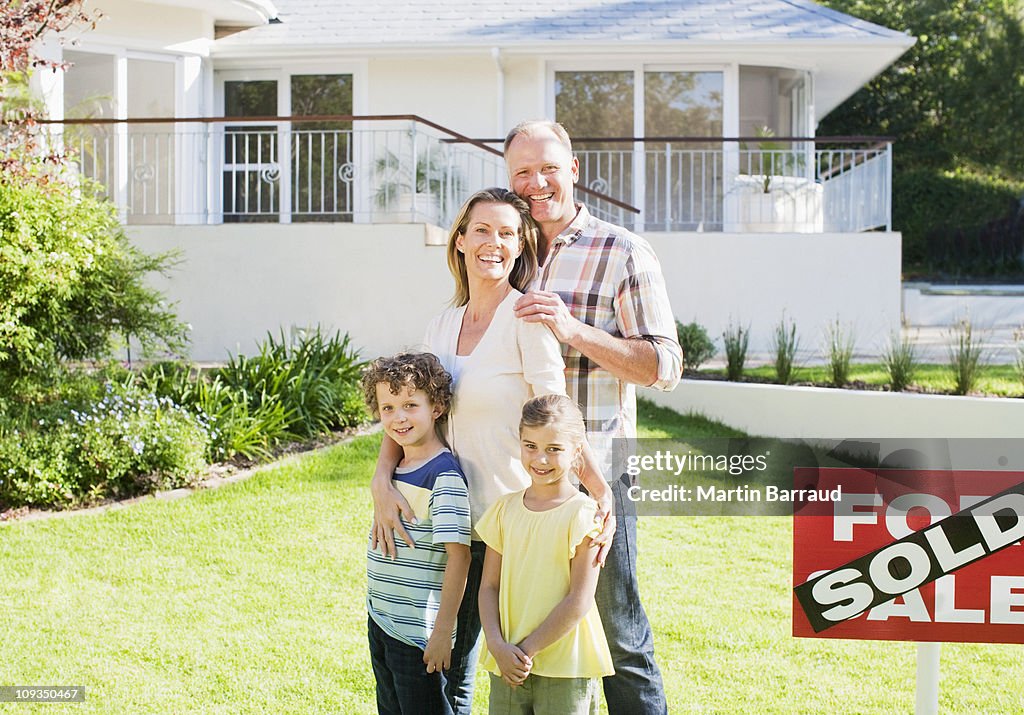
[
  {"left": 38, "top": 120, "right": 891, "bottom": 233},
  {"left": 47, "top": 117, "right": 511, "bottom": 227},
  {"left": 574, "top": 139, "right": 892, "bottom": 233}
]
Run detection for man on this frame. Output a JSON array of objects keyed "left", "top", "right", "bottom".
[{"left": 505, "top": 119, "right": 683, "bottom": 715}]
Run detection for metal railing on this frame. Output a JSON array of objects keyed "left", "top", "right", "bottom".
[
  {"left": 563, "top": 136, "right": 892, "bottom": 233},
  {"left": 32, "top": 118, "right": 891, "bottom": 233}
]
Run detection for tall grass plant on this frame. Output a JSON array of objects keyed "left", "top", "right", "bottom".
[
  {"left": 825, "top": 320, "right": 855, "bottom": 387},
  {"left": 947, "top": 319, "right": 985, "bottom": 396},
  {"left": 722, "top": 322, "right": 750, "bottom": 382},
  {"left": 771, "top": 316, "right": 800, "bottom": 385},
  {"left": 882, "top": 331, "right": 919, "bottom": 392}
]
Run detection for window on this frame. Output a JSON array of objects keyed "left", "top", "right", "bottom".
[
  {"left": 220, "top": 73, "right": 354, "bottom": 223},
  {"left": 62, "top": 51, "right": 178, "bottom": 224},
  {"left": 554, "top": 68, "right": 724, "bottom": 230}
]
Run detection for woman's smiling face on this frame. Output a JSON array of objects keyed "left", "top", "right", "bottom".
[{"left": 455, "top": 201, "right": 523, "bottom": 288}]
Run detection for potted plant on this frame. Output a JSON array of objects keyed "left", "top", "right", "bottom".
[
  {"left": 374, "top": 146, "right": 462, "bottom": 225},
  {"left": 728, "top": 127, "right": 821, "bottom": 232}
]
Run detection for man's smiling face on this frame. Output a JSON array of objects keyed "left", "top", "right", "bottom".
[{"left": 506, "top": 128, "right": 580, "bottom": 237}]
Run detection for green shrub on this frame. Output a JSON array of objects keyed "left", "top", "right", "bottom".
[
  {"left": 771, "top": 316, "right": 800, "bottom": 385},
  {"left": 722, "top": 322, "right": 750, "bottom": 382},
  {"left": 0, "top": 380, "right": 208, "bottom": 510},
  {"left": 947, "top": 319, "right": 985, "bottom": 396},
  {"left": 882, "top": 331, "right": 919, "bottom": 392},
  {"left": 215, "top": 328, "right": 367, "bottom": 439},
  {"left": 896, "top": 167, "right": 1024, "bottom": 276},
  {"left": 825, "top": 320, "right": 856, "bottom": 387},
  {"left": 676, "top": 320, "right": 716, "bottom": 372},
  {"left": 0, "top": 178, "right": 186, "bottom": 391}
]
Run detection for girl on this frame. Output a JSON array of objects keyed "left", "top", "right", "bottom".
[{"left": 476, "top": 395, "right": 613, "bottom": 715}]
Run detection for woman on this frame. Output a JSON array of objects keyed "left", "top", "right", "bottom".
[{"left": 369, "top": 188, "right": 611, "bottom": 715}]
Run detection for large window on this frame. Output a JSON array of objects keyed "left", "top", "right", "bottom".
[
  {"left": 555, "top": 68, "right": 723, "bottom": 230},
  {"left": 63, "top": 51, "right": 178, "bottom": 224},
  {"left": 221, "top": 74, "right": 354, "bottom": 223}
]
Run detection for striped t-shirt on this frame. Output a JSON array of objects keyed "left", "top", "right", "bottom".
[{"left": 366, "top": 449, "right": 471, "bottom": 650}]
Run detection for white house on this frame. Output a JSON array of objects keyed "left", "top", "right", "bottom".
[{"left": 36, "top": 0, "right": 914, "bottom": 362}]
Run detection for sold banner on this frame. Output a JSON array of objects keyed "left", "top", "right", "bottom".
[{"left": 793, "top": 468, "right": 1024, "bottom": 643}]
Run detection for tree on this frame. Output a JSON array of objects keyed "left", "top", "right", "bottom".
[
  {"left": 1, "top": 0, "right": 99, "bottom": 179},
  {"left": 818, "top": 0, "right": 1024, "bottom": 175},
  {"left": 0, "top": 178, "right": 188, "bottom": 390},
  {"left": 819, "top": 0, "right": 1024, "bottom": 275},
  {"left": 1, "top": 1, "right": 186, "bottom": 390}
]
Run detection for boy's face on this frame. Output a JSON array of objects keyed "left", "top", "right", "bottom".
[{"left": 375, "top": 383, "right": 441, "bottom": 450}]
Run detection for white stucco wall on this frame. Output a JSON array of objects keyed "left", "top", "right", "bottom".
[
  {"left": 649, "top": 232, "right": 902, "bottom": 356},
  {"left": 128, "top": 225, "right": 900, "bottom": 363},
  {"left": 129, "top": 224, "right": 453, "bottom": 362},
  {"left": 368, "top": 57, "right": 501, "bottom": 139}
]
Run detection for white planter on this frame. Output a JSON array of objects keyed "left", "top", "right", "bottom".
[
  {"left": 724, "top": 175, "right": 824, "bottom": 233},
  {"left": 645, "top": 379, "right": 1024, "bottom": 439},
  {"left": 375, "top": 192, "right": 442, "bottom": 225}
]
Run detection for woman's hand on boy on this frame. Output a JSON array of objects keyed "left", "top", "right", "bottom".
[
  {"left": 422, "top": 631, "right": 452, "bottom": 675},
  {"left": 370, "top": 476, "right": 416, "bottom": 558},
  {"left": 493, "top": 642, "right": 532, "bottom": 686}
]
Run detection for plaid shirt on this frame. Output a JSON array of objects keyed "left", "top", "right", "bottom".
[{"left": 534, "top": 204, "right": 682, "bottom": 477}]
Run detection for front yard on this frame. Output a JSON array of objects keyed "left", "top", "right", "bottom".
[{"left": 2, "top": 402, "right": 1021, "bottom": 713}]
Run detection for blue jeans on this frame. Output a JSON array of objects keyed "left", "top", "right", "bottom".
[
  {"left": 592, "top": 474, "right": 668, "bottom": 715},
  {"left": 443, "top": 539, "right": 486, "bottom": 715},
  {"left": 367, "top": 616, "right": 453, "bottom": 715}
]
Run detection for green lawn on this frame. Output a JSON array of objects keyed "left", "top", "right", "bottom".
[
  {"left": 1, "top": 402, "right": 1021, "bottom": 713},
  {"left": 700, "top": 362, "right": 1024, "bottom": 397}
]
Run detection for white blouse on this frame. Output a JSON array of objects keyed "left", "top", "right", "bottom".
[{"left": 423, "top": 290, "right": 566, "bottom": 532}]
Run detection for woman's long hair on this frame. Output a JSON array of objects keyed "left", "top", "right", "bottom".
[{"left": 445, "top": 188, "right": 539, "bottom": 306}]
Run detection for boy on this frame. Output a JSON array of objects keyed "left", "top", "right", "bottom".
[{"left": 361, "top": 352, "right": 472, "bottom": 715}]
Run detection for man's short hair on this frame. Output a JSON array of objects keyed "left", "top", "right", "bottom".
[
  {"left": 503, "top": 119, "right": 573, "bottom": 156},
  {"left": 361, "top": 352, "right": 452, "bottom": 419}
]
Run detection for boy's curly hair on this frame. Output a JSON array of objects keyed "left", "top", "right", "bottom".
[{"left": 360, "top": 352, "right": 453, "bottom": 418}]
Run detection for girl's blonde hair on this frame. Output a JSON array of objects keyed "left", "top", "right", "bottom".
[
  {"left": 519, "top": 394, "right": 586, "bottom": 448},
  {"left": 445, "top": 187, "right": 539, "bottom": 307}
]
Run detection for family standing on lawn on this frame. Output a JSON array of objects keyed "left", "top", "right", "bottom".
[{"left": 363, "top": 120, "right": 683, "bottom": 715}]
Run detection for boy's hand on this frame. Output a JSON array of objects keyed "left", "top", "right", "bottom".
[
  {"left": 493, "top": 642, "right": 532, "bottom": 687},
  {"left": 422, "top": 631, "right": 452, "bottom": 674}
]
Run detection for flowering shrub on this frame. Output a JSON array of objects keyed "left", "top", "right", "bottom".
[{"left": 0, "top": 380, "right": 208, "bottom": 510}]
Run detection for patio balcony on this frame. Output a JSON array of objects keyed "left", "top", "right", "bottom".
[{"left": 39, "top": 115, "right": 892, "bottom": 233}]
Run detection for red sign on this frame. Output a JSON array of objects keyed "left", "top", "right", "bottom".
[{"left": 793, "top": 468, "right": 1024, "bottom": 644}]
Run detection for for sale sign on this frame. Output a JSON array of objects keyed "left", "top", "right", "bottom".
[{"left": 793, "top": 468, "right": 1024, "bottom": 643}]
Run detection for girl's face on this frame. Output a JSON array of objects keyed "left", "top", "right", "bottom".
[
  {"left": 520, "top": 423, "right": 581, "bottom": 487},
  {"left": 455, "top": 202, "right": 523, "bottom": 287}
]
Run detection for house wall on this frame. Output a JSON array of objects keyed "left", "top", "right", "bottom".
[
  {"left": 127, "top": 225, "right": 900, "bottom": 364},
  {"left": 368, "top": 57, "right": 502, "bottom": 138},
  {"left": 649, "top": 232, "right": 902, "bottom": 357},
  {"left": 128, "top": 224, "right": 453, "bottom": 362},
  {"left": 366, "top": 54, "right": 550, "bottom": 139}
]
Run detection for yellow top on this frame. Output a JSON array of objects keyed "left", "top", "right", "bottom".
[{"left": 475, "top": 491, "right": 614, "bottom": 679}]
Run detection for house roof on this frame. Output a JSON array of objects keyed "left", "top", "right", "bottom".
[
  {"left": 221, "top": 0, "right": 907, "bottom": 45},
  {"left": 214, "top": 0, "right": 915, "bottom": 121}
]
